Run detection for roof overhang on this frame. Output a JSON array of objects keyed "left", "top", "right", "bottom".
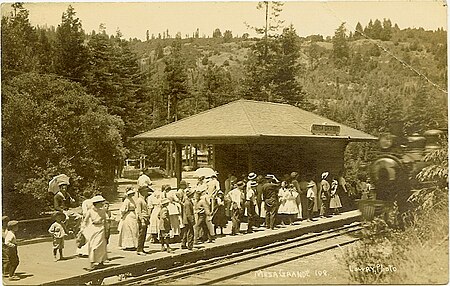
[{"left": 131, "top": 134, "right": 377, "bottom": 145}]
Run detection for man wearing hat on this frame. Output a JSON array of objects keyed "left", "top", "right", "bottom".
[
  {"left": 245, "top": 181, "right": 258, "bottom": 233},
  {"left": 227, "top": 181, "right": 246, "bottom": 235},
  {"left": 2, "top": 215, "right": 10, "bottom": 276},
  {"left": 136, "top": 186, "right": 151, "bottom": 255},
  {"left": 306, "top": 182, "right": 316, "bottom": 222},
  {"left": 4, "top": 220, "right": 19, "bottom": 280},
  {"left": 262, "top": 174, "right": 280, "bottom": 230},
  {"left": 319, "top": 172, "right": 331, "bottom": 218},
  {"left": 53, "top": 181, "right": 82, "bottom": 234},
  {"left": 137, "top": 168, "right": 153, "bottom": 189},
  {"left": 193, "top": 190, "right": 214, "bottom": 244},
  {"left": 181, "top": 188, "right": 196, "bottom": 250}
]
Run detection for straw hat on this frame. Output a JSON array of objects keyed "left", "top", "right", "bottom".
[
  {"left": 321, "top": 172, "right": 329, "bottom": 179},
  {"left": 91, "top": 195, "right": 106, "bottom": 204},
  {"left": 126, "top": 188, "right": 136, "bottom": 196},
  {"left": 307, "top": 182, "right": 315, "bottom": 188},
  {"left": 248, "top": 172, "right": 257, "bottom": 180}
]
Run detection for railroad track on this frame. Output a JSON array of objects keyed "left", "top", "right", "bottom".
[{"left": 111, "top": 222, "right": 361, "bottom": 285}]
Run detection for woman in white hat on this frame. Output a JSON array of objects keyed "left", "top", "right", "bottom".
[
  {"left": 319, "top": 172, "right": 331, "bottom": 218},
  {"left": 329, "top": 179, "right": 342, "bottom": 214},
  {"left": 82, "top": 195, "right": 108, "bottom": 270},
  {"left": 118, "top": 188, "right": 139, "bottom": 250}
]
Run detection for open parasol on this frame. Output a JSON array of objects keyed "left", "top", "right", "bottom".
[
  {"left": 48, "top": 174, "right": 70, "bottom": 194},
  {"left": 194, "top": 167, "right": 217, "bottom": 178}
]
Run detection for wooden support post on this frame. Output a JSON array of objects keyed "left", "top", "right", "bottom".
[
  {"left": 175, "top": 142, "right": 182, "bottom": 188},
  {"left": 248, "top": 144, "right": 253, "bottom": 173}
]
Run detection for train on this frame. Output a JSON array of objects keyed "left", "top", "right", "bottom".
[{"left": 360, "top": 129, "right": 445, "bottom": 220}]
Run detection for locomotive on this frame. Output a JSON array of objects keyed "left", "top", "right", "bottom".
[{"left": 360, "top": 129, "right": 445, "bottom": 220}]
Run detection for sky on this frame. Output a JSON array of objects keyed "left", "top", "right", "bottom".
[{"left": 1, "top": 1, "right": 447, "bottom": 40}]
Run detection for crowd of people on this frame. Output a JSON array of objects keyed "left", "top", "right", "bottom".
[{"left": 2, "top": 168, "right": 364, "bottom": 276}]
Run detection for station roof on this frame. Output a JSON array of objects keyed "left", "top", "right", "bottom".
[{"left": 133, "top": 99, "right": 377, "bottom": 144}]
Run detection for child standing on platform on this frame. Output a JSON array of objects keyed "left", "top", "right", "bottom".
[
  {"left": 4, "top": 220, "right": 20, "bottom": 281},
  {"left": 159, "top": 198, "right": 174, "bottom": 252},
  {"left": 48, "top": 211, "right": 69, "bottom": 261}
]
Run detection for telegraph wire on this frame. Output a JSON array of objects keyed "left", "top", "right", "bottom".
[{"left": 321, "top": 2, "right": 448, "bottom": 95}]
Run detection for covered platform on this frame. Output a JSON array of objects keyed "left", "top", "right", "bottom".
[{"left": 133, "top": 100, "right": 377, "bottom": 187}]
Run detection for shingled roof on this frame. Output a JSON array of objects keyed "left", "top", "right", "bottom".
[{"left": 133, "top": 100, "right": 376, "bottom": 143}]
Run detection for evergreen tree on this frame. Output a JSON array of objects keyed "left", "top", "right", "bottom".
[
  {"left": 223, "top": 30, "right": 233, "bottom": 42},
  {"left": 163, "top": 38, "right": 189, "bottom": 122},
  {"left": 1, "top": 3, "right": 38, "bottom": 80},
  {"left": 54, "top": 5, "right": 89, "bottom": 82},
  {"left": 364, "top": 19, "right": 374, "bottom": 38},
  {"left": 372, "top": 19, "right": 383, "bottom": 39},
  {"left": 332, "top": 23, "right": 350, "bottom": 66},
  {"left": 354, "top": 22, "right": 364, "bottom": 39},
  {"left": 272, "top": 25, "right": 305, "bottom": 104},
  {"left": 213, "top": 28, "right": 222, "bottom": 38},
  {"left": 203, "top": 63, "right": 233, "bottom": 108},
  {"left": 381, "top": 18, "right": 393, "bottom": 41}
]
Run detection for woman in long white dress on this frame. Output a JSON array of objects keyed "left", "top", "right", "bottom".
[
  {"left": 278, "top": 184, "right": 299, "bottom": 225},
  {"left": 166, "top": 186, "right": 182, "bottom": 239},
  {"left": 118, "top": 188, "right": 139, "bottom": 250},
  {"left": 148, "top": 186, "right": 165, "bottom": 243},
  {"left": 82, "top": 195, "right": 108, "bottom": 270},
  {"left": 329, "top": 180, "right": 342, "bottom": 214}
]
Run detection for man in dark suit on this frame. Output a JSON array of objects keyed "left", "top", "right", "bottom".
[
  {"left": 262, "top": 174, "right": 280, "bottom": 230},
  {"left": 181, "top": 189, "right": 196, "bottom": 250}
]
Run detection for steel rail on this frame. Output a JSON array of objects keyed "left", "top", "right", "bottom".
[{"left": 116, "top": 223, "right": 361, "bottom": 285}]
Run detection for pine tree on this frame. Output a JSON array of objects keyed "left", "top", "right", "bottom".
[
  {"left": 163, "top": 38, "right": 189, "bottom": 122},
  {"left": 332, "top": 23, "right": 350, "bottom": 66},
  {"left": 1, "top": 3, "right": 38, "bottom": 79},
  {"left": 354, "top": 22, "right": 364, "bottom": 40},
  {"left": 54, "top": 5, "right": 88, "bottom": 81}
]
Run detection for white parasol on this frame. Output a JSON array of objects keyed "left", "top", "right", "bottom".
[
  {"left": 194, "top": 167, "right": 217, "bottom": 178},
  {"left": 48, "top": 174, "right": 70, "bottom": 194}
]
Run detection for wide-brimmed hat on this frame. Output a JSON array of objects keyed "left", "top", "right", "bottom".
[
  {"left": 307, "top": 182, "right": 315, "bottom": 188},
  {"left": 236, "top": 181, "right": 245, "bottom": 187},
  {"left": 248, "top": 172, "right": 257, "bottom": 180},
  {"left": 161, "top": 198, "right": 170, "bottom": 205},
  {"left": 249, "top": 181, "right": 258, "bottom": 187},
  {"left": 179, "top": 180, "right": 188, "bottom": 187},
  {"left": 138, "top": 186, "right": 151, "bottom": 193},
  {"left": 53, "top": 211, "right": 66, "bottom": 220},
  {"left": 7, "top": 220, "right": 19, "bottom": 228},
  {"left": 186, "top": 188, "right": 196, "bottom": 197},
  {"left": 126, "top": 188, "right": 136, "bottom": 196},
  {"left": 291, "top": 172, "right": 298, "bottom": 178},
  {"left": 321, "top": 172, "right": 329, "bottom": 179},
  {"left": 265, "top": 174, "right": 280, "bottom": 183},
  {"left": 91, "top": 195, "right": 106, "bottom": 203},
  {"left": 58, "top": 181, "right": 69, "bottom": 186}
]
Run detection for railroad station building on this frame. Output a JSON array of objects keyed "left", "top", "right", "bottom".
[{"left": 133, "top": 100, "right": 376, "bottom": 187}]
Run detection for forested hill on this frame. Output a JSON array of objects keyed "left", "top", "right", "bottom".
[
  {"left": 1, "top": 3, "right": 447, "bottom": 218},
  {"left": 128, "top": 25, "right": 447, "bottom": 137}
]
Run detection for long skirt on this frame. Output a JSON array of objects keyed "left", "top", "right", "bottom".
[
  {"left": 169, "top": 215, "right": 182, "bottom": 237},
  {"left": 84, "top": 224, "right": 107, "bottom": 264},
  {"left": 149, "top": 206, "right": 161, "bottom": 234},
  {"left": 329, "top": 194, "right": 342, "bottom": 209},
  {"left": 118, "top": 211, "right": 139, "bottom": 249}
]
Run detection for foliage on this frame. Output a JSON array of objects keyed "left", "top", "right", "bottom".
[
  {"left": 163, "top": 38, "right": 189, "bottom": 122},
  {"left": 54, "top": 5, "right": 89, "bottom": 81},
  {"left": 1, "top": 3, "right": 38, "bottom": 79},
  {"left": 332, "top": 23, "right": 350, "bottom": 66},
  {"left": 2, "top": 73, "right": 125, "bottom": 218}
]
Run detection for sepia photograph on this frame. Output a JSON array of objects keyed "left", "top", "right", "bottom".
[{"left": 1, "top": 1, "right": 448, "bottom": 285}]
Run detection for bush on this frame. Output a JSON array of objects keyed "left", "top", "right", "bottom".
[{"left": 2, "top": 73, "right": 125, "bottom": 219}]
